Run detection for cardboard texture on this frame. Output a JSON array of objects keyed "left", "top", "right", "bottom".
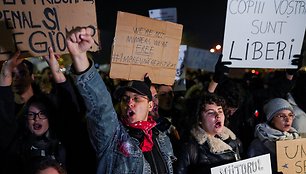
[
  {"left": 110, "top": 11, "right": 183, "bottom": 85},
  {"left": 276, "top": 138, "right": 306, "bottom": 174},
  {"left": 0, "top": 1, "right": 99, "bottom": 61}
]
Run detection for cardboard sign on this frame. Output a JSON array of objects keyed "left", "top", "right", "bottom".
[
  {"left": 222, "top": 0, "right": 306, "bottom": 69},
  {"left": 0, "top": 1, "right": 99, "bottom": 61},
  {"left": 149, "top": 7, "right": 177, "bottom": 23},
  {"left": 276, "top": 138, "right": 306, "bottom": 174},
  {"left": 184, "top": 46, "right": 220, "bottom": 72},
  {"left": 110, "top": 11, "right": 183, "bottom": 85},
  {"left": 211, "top": 154, "right": 272, "bottom": 174}
]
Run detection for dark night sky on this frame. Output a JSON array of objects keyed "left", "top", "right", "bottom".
[{"left": 94, "top": 1, "right": 228, "bottom": 64}]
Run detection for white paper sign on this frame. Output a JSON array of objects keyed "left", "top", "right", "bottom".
[
  {"left": 222, "top": 0, "right": 306, "bottom": 69},
  {"left": 149, "top": 7, "right": 177, "bottom": 23},
  {"left": 211, "top": 154, "right": 272, "bottom": 174},
  {"left": 184, "top": 46, "right": 220, "bottom": 72},
  {"left": 175, "top": 45, "right": 187, "bottom": 80}
]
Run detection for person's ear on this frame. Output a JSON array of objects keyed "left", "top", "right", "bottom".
[{"left": 148, "top": 101, "right": 153, "bottom": 111}]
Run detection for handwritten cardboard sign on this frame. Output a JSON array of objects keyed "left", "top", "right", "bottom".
[
  {"left": 0, "top": 0, "right": 99, "bottom": 61},
  {"left": 211, "top": 154, "right": 272, "bottom": 174},
  {"left": 276, "top": 138, "right": 306, "bottom": 174},
  {"left": 222, "top": 0, "right": 306, "bottom": 69},
  {"left": 110, "top": 11, "right": 183, "bottom": 85}
]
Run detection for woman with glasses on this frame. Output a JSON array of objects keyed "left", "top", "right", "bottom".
[
  {"left": 175, "top": 92, "right": 242, "bottom": 174},
  {"left": 21, "top": 94, "right": 66, "bottom": 174},
  {"left": 247, "top": 98, "right": 300, "bottom": 174}
]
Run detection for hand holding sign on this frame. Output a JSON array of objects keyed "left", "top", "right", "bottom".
[
  {"left": 0, "top": 50, "right": 22, "bottom": 86},
  {"left": 213, "top": 54, "right": 232, "bottom": 83},
  {"left": 286, "top": 53, "right": 304, "bottom": 75}
]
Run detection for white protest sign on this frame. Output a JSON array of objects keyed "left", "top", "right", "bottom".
[
  {"left": 175, "top": 45, "right": 187, "bottom": 80},
  {"left": 173, "top": 45, "right": 187, "bottom": 91},
  {"left": 184, "top": 46, "right": 220, "bottom": 72},
  {"left": 211, "top": 154, "right": 272, "bottom": 174},
  {"left": 149, "top": 7, "right": 177, "bottom": 23},
  {"left": 222, "top": 0, "right": 306, "bottom": 69}
]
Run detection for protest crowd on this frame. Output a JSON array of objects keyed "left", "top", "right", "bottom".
[
  {"left": 1, "top": 25, "right": 305, "bottom": 174},
  {"left": 1, "top": 2, "right": 306, "bottom": 174}
]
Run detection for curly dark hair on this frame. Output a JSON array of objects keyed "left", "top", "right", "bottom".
[
  {"left": 196, "top": 92, "right": 226, "bottom": 122},
  {"left": 215, "top": 78, "right": 243, "bottom": 109}
]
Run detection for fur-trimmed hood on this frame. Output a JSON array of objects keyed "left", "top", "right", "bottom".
[{"left": 190, "top": 126, "right": 237, "bottom": 153}]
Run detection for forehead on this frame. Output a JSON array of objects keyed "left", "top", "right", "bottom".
[
  {"left": 29, "top": 102, "right": 47, "bottom": 110},
  {"left": 203, "top": 103, "right": 222, "bottom": 110},
  {"left": 275, "top": 109, "right": 292, "bottom": 114}
]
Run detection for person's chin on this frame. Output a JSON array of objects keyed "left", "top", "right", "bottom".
[{"left": 128, "top": 116, "right": 137, "bottom": 124}]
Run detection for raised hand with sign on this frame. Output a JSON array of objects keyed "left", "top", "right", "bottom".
[
  {"left": 286, "top": 53, "right": 304, "bottom": 76},
  {"left": 212, "top": 54, "right": 232, "bottom": 84}
]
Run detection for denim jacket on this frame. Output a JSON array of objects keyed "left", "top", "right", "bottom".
[{"left": 73, "top": 61, "right": 175, "bottom": 174}]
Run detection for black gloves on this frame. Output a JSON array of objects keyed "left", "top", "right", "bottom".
[
  {"left": 286, "top": 54, "right": 304, "bottom": 75},
  {"left": 213, "top": 54, "right": 232, "bottom": 83}
]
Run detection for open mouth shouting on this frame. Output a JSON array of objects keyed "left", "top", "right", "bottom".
[
  {"left": 214, "top": 120, "right": 222, "bottom": 129},
  {"left": 33, "top": 123, "right": 43, "bottom": 130},
  {"left": 127, "top": 108, "right": 135, "bottom": 117}
]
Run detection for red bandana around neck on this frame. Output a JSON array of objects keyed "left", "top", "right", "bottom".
[{"left": 126, "top": 116, "right": 157, "bottom": 152}]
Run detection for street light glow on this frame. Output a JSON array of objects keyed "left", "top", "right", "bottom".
[{"left": 216, "top": 45, "right": 221, "bottom": 50}]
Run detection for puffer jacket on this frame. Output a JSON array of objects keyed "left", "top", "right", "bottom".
[{"left": 176, "top": 126, "right": 242, "bottom": 174}]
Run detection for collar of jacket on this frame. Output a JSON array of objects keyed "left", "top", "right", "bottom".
[{"left": 191, "top": 126, "right": 236, "bottom": 153}]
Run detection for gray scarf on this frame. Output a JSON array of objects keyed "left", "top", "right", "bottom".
[
  {"left": 254, "top": 123, "right": 299, "bottom": 153},
  {"left": 255, "top": 123, "right": 299, "bottom": 141}
]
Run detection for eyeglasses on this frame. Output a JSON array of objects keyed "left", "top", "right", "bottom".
[
  {"left": 26, "top": 111, "right": 48, "bottom": 120},
  {"left": 274, "top": 113, "right": 295, "bottom": 121},
  {"left": 121, "top": 95, "right": 148, "bottom": 103}
]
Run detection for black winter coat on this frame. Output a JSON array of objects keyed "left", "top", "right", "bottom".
[{"left": 175, "top": 126, "right": 242, "bottom": 174}]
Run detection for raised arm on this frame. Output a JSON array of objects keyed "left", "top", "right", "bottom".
[
  {"left": 66, "top": 27, "right": 93, "bottom": 73},
  {"left": 0, "top": 51, "right": 22, "bottom": 152},
  {"left": 0, "top": 51, "right": 22, "bottom": 86},
  {"left": 207, "top": 54, "right": 231, "bottom": 93},
  {"left": 43, "top": 47, "right": 66, "bottom": 83},
  {"left": 65, "top": 26, "right": 120, "bottom": 156}
]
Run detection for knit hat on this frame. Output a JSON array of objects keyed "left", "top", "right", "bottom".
[
  {"left": 114, "top": 80, "right": 152, "bottom": 101},
  {"left": 263, "top": 98, "right": 294, "bottom": 122}
]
